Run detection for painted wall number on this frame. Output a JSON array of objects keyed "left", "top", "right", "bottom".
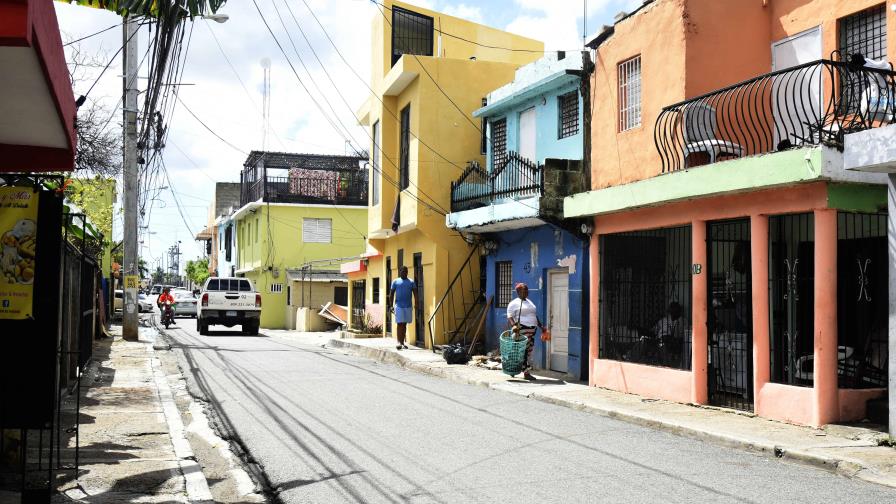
[{"left": 692, "top": 264, "right": 702, "bottom": 275}]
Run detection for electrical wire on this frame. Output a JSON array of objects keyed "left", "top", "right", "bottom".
[
  {"left": 64, "top": 22, "right": 122, "bottom": 46},
  {"left": 175, "top": 95, "right": 248, "bottom": 155}
]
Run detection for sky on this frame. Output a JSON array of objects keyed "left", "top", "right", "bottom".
[{"left": 54, "top": 0, "right": 642, "bottom": 274}]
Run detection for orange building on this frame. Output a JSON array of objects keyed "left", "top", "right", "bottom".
[{"left": 565, "top": 0, "right": 896, "bottom": 428}]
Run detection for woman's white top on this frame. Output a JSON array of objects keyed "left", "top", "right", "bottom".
[{"left": 507, "top": 298, "right": 538, "bottom": 327}]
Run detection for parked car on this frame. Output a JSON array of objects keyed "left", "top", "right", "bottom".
[
  {"left": 173, "top": 291, "right": 198, "bottom": 318},
  {"left": 150, "top": 285, "right": 162, "bottom": 295},
  {"left": 196, "top": 277, "right": 260, "bottom": 335},
  {"left": 137, "top": 293, "right": 154, "bottom": 313}
]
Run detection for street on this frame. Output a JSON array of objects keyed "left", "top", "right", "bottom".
[{"left": 158, "top": 320, "right": 896, "bottom": 504}]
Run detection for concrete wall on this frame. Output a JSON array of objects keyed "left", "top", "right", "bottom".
[{"left": 484, "top": 224, "right": 587, "bottom": 380}]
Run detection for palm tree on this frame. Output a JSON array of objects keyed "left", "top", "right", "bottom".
[{"left": 60, "top": 1, "right": 227, "bottom": 18}]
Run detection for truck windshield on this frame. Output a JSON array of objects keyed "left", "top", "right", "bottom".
[{"left": 205, "top": 279, "right": 252, "bottom": 292}]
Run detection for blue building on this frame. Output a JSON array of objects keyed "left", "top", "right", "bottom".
[{"left": 446, "top": 53, "right": 590, "bottom": 380}]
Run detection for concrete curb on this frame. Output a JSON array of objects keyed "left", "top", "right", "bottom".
[
  {"left": 148, "top": 327, "right": 215, "bottom": 503},
  {"left": 326, "top": 338, "right": 896, "bottom": 488}
]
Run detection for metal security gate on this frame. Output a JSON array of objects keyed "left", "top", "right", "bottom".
[
  {"left": 413, "top": 253, "right": 425, "bottom": 347},
  {"left": 707, "top": 219, "right": 753, "bottom": 411},
  {"left": 351, "top": 280, "right": 365, "bottom": 331}
]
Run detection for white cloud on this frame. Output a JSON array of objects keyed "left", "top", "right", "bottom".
[
  {"left": 505, "top": 0, "right": 642, "bottom": 50},
  {"left": 441, "top": 4, "right": 483, "bottom": 23}
]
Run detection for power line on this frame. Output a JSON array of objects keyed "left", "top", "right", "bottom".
[
  {"left": 64, "top": 23, "right": 122, "bottom": 46},
  {"left": 75, "top": 26, "right": 139, "bottom": 105},
  {"left": 175, "top": 95, "right": 248, "bottom": 155}
]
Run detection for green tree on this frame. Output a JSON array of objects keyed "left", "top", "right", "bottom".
[{"left": 185, "top": 258, "right": 210, "bottom": 287}]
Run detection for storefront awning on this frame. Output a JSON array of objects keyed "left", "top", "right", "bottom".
[{"left": 0, "top": 0, "right": 77, "bottom": 171}]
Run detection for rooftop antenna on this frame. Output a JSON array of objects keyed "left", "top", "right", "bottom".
[
  {"left": 583, "top": 0, "right": 587, "bottom": 46},
  {"left": 261, "top": 57, "right": 271, "bottom": 152}
]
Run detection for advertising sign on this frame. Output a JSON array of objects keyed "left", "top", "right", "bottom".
[{"left": 0, "top": 187, "right": 39, "bottom": 319}]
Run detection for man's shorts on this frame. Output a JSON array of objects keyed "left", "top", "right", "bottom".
[{"left": 395, "top": 306, "right": 413, "bottom": 324}]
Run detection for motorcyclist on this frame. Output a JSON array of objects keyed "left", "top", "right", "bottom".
[{"left": 157, "top": 287, "right": 177, "bottom": 325}]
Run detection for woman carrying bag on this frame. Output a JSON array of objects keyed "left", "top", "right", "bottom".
[{"left": 506, "top": 282, "right": 546, "bottom": 380}]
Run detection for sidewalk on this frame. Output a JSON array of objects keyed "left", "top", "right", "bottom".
[
  {"left": 53, "top": 324, "right": 246, "bottom": 504},
  {"left": 321, "top": 336, "right": 896, "bottom": 489}
]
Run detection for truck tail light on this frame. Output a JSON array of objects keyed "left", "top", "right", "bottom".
[
  {"left": 255, "top": 294, "right": 262, "bottom": 308},
  {"left": 201, "top": 293, "right": 208, "bottom": 307}
]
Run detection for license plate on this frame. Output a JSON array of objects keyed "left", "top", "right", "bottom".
[{"left": 226, "top": 311, "right": 237, "bottom": 317}]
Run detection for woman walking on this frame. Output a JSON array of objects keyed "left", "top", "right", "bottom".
[{"left": 506, "top": 282, "right": 544, "bottom": 380}]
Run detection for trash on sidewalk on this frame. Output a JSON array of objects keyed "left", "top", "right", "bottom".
[
  {"left": 442, "top": 343, "right": 470, "bottom": 364},
  {"left": 318, "top": 302, "right": 347, "bottom": 325},
  {"left": 469, "top": 351, "right": 502, "bottom": 371}
]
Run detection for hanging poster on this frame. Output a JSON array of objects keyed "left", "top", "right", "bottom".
[{"left": 0, "top": 187, "right": 39, "bottom": 319}]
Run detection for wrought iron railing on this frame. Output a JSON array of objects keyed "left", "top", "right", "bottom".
[
  {"left": 428, "top": 245, "right": 483, "bottom": 351},
  {"left": 240, "top": 170, "right": 368, "bottom": 206},
  {"left": 450, "top": 151, "right": 542, "bottom": 212},
  {"left": 655, "top": 59, "right": 896, "bottom": 172}
]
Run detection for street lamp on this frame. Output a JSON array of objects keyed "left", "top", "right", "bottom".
[{"left": 202, "top": 13, "right": 229, "bottom": 23}]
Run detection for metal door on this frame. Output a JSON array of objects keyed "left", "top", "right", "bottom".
[
  {"left": 519, "top": 107, "right": 536, "bottom": 161},
  {"left": 707, "top": 219, "right": 753, "bottom": 411},
  {"left": 413, "top": 253, "right": 425, "bottom": 347},
  {"left": 548, "top": 270, "right": 569, "bottom": 373},
  {"left": 385, "top": 257, "right": 392, "bottom": 334},
  {"left": 351, "top": 280, "right": 366, "bottom": 330}
]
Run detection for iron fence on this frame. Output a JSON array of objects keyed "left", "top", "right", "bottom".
[
  {"left": 837, "top": 212, "right": 887, "bottom": 389},
  {"left": 240, "top": 169, "right": 368, "bottom": 206},
  {"left": 450, "top": 152, "right": 542, "bottom": 212},
  {"left": 655, "top": 59, "right": 896, "bottom": 172},
  {"left": 598, "top": 226, "right": 692, "bottom": 370},
  {"left": 769, "top": 213, "right": 815, "bottom": 387}
]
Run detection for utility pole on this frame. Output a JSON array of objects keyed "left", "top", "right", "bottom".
[{"left": 122, "top": 15, "right": 140, "bottom": 340}]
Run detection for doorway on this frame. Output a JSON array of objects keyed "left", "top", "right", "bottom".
[
  {"left": 413, "top": 253, "right": 425, "bottom": 348},
  {"left": 707, "top": 219, "right": 753, "bottom": 411},
  {"left": 519, "top": 107, "right": 536, "bottom": 161},
  {"left": 547, "top": 269, "right": 569, "bottom": 373}
]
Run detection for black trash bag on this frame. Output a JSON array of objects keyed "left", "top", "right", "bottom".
[{"left": 442, "top": 343, "right": 469, "bottom": 365}]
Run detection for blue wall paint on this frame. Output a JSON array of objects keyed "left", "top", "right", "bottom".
[
  {"left": 483, "top": 224, "right": 587, "bottom": 380},
  {"left": 485, "top": 81, "right": 583, "bottom": 168}
]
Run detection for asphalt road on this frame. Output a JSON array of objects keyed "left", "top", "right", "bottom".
[{"left": 161, "top": 322, "right": 896, "bottom": 504}]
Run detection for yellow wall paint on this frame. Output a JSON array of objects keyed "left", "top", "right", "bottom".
[{"left": 235, "top": 204, "right": 367, "bottom": 328}]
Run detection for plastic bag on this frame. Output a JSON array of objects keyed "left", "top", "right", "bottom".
[
  {"left": 442, "top": 343, "right": 469, "bottom": 365},
  {"left": 540, "top": 328, "right": 552, "bottom": 342}
]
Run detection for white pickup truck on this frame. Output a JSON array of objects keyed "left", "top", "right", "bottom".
[{"left": 197, "top": 277, "right": 261, "bottom": 335}]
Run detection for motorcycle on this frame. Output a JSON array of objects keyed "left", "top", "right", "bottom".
[{"left": 160, "top": 301, "right": 175, "bottom": 329}]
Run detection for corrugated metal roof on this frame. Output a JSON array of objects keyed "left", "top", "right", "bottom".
[{"left": 243, "top": 151, "right": 367, "bottom": 171}]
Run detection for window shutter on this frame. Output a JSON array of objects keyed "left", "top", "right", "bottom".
[{"left": 303, "top": 218, "right": 332, "bottom": 243}]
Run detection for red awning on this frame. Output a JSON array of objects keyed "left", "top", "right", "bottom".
[{"left": 0, "top": 0, "right": 77, "bottom": 172}]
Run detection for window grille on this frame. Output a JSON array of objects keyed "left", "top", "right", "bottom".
[
  {"left": 372, "top": 277, "right": 380, "bottom": 304},
  {"left": 838, "top": 4, "right": 888, "bottom": 114},
  {"left": 599, "top": 225, "right": 692, "bottom": 370},
  {"left": 558, "top": 91, "right": 579, "bottom": 138},
  {"left": 302, "top": 218, "right": 332, "bottom": 243},
  {"left": 837, "top": 212, "right": 888, "bottom": 389},
  {"left": 399, "top": 106, "right": 410, "bottom": 190},
  {"left": 391, "top": 7, "right": 434, "bottom": 66},
  {"left": 372, "top": 120, "right": 381, "bottom": 205},
  {"left": 491, "top": 118, "right": 507, "bottom": 169},
  {"left": 618, "top": 56, "right": 642, "bottom": 131},
  {"left": 495, "top": 261, "right": 513, "bottom": 308},
  {"left": 769, "top": 213, "right": 814, "bottom": 387},
  {"left": 270, "top": 283, "right": 283, "bottom": 294}
]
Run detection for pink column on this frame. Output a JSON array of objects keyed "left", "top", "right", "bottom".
[
  {"left": 751, "top": 215, "right": 770, "bottom": 414},
  {"left": 691, "top": 220, "right": 708, "bottom": 404},
  {"left": 813, "top": 209, "right": 839, "bottom": 426},
  {"left": 589, "top": 218, "right": 599, "bottom": 387}
]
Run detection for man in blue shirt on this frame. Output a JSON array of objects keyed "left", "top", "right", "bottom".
[{"left": 388, "top": 266, "right": 417, "bottom": 350}]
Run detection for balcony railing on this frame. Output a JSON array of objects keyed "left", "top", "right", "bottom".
[
  {"left": 450, "top": 151, "right": 542, "bottom": 213},
  {"left": 655, "top": 58, "right": 896, "bottom": 173},
  {"left": 240, "top": 169, "right": 368, "bottom": 207}
]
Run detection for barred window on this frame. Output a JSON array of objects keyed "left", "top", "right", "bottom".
[
  {"left": 558, "top": 91, "right": 579, "bottom": 138},
  {"left": 599, "top": 225, "right": 692, "bottom": 370},
  {"left": 372, "top": 277, "right": 380, "bottom": 304},
  {"left": 399, "top": 105, "right": 410, "bottom": 190},
  {"left": 391, "top": 6, "right": 433, "bottom": 66},
  {"left": 618, "top": 56, "right": 642, "bottom": 131},
  {"left": 839, "top": 4, "right": 887, "bottom": 61},
  {"left": 495, "top": 261, "right": 513, "bottom": 308},
  {"left": 491, "top": 118, "right": 507, "bottom": 169},
  {"left": 371, "top": 120, "right": 381, "bottom": 205},
  {"left": 480, "top": 97, "right": 488, "bottom": 155},
  {"left": 270, "top": 283, "right": 283, "bottom": 294}
]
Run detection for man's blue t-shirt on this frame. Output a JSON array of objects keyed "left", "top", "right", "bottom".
[{"left": 391, "top": 277, "right": 416, "bottom": 308}]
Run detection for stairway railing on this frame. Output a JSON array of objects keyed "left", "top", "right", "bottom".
[{"left": 428, "top": 245, "right": 482, "bottom": 352}]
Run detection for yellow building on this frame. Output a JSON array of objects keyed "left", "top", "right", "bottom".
[
  {"left": 351, "top": 1, "right": 543, "bottom": 348},
  {"left": 234, "top": 151, "right": 368, "bottom": 329}
]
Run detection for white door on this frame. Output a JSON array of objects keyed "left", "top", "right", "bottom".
[
  {"left": 548, "top": 270, "right": 569, "bottom": 373},
  {"left": 771, "top": 27, "right": 822, "bottom": 146},
  {"left": 519, "top": 107, "right": 536, "bottom": 161}
]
